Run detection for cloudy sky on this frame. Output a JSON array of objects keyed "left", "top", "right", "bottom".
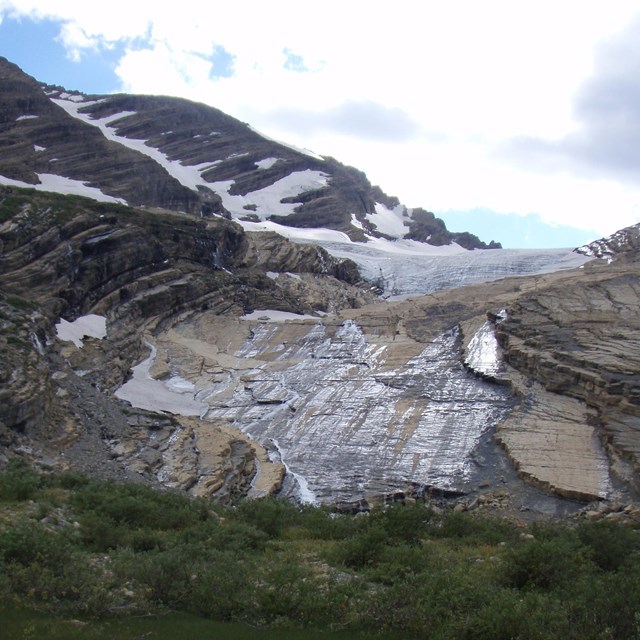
[{"left": 1, "top": 0, "right": 640, "bottom": 247}]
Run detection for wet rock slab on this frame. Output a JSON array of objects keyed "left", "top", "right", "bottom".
[{"left": 153, "top": 310, "right": 515, "bottom": 503}]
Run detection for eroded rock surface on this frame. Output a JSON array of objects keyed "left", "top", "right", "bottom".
[
  {"left": 496, "top": 258, "right": 640, "bottom": 499},
  {"left": 144, "top": 311, "right": 514, "bottom": 503}
]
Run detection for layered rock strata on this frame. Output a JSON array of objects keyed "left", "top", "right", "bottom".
[
  {"left": 496, "top": 258, "right": 640, "bottom": 498},
  {"left": 0, "top": 187, "right": 368, "bottom": 500}
]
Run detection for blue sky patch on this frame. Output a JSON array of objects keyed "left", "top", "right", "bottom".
[
  {"left": 438, "top": 208, "right": 599, "bottom": 249},
  {"left": 283, "top": 48, "right": 308, "bottom": 72},
  {"left": 207, "top": 45, "right": 235, "bottom": 79},
  {"left": 0, "top": 16, "right": 122, "bottom": 94}
]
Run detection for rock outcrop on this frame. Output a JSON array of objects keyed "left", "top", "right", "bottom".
[
  {"left": 495, "top": 257, "right": 640, "bottom": 499},
  {"left": 0, "top": 186, "right": 370, "bottom": 500}
]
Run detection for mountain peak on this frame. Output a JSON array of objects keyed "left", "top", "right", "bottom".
[{"left": 0, "top": 57, "right": 498, "bottom": 250}]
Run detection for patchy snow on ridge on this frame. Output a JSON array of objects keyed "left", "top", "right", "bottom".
[
  {"left": 0, "top": 172, "right": 127, "bottom": 204},
  {"left": 255, "top": 157, "right": 279, "bottom": 170},
  {"left": 238, "top": 218, "right": 354, "bottom": 243},
  {"left": 56, "top": 314, "right": 107, "bottom": 348},
  {"left": 51, "top": 98, "right": 211, "bottom": 192},
  {"left": 211, "top": 170, "right": 329, "bottom": 218},
  {"left": 240, "top": 309, "right": 323, "bottom": 322},
  {"left": 366, "top": 202, "right": 409, "bottom": 238},
  {"left": 58, "top": 92, "right": 86, "bottom": 102},
  {"left": 51, "top": 96, "right": 328, "bottom": 216}
]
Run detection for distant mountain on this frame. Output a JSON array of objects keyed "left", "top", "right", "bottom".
[
  {"left": 0, "top": 56, "right": 499, "bottom": 250},
  {"left": 576, "top": 222, "right": 640, "bottom": 261}
]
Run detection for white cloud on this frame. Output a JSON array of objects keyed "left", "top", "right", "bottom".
[{"left": 2, "top": 0, "right": 640, "bottom": 236}]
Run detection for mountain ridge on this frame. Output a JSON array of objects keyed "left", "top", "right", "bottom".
[{"left": 0, "top": 56, "right": 500, "bottom": 250}]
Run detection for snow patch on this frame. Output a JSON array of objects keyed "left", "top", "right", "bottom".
[
  {"left": 350, "top": 214, "right": 365, "bottom": 230},
  {"left": 115, "top": 343, "right": 207, "bottom": 416},
  {"left": 56, "top": 314, "right": 107, "bottom": 348},
  {"left": 366, "top": 202, "right": 409, "bottom": 238},
  {"left": 34, "top": 145, "right": 45, "bottom": 152},
  {"left": 16, "top": 115, "right": 38, "bottom": 121},
  {"left": 210, "top": 169, "right": 329, "bottom": 218},
  {"left": 237, "top": 218, "right": 354, "bottom": 243},
  {"left": 0, "top": 173, "right": 127, "bottom": 204},
  {"left": 255, "top": 157, "right": 279, "bottom": 170},
  {"left": 59, "top": 93, "right": 86, "bottom": 102},
  {"left": 241, "top": 310, "right": 322, "bottom": 322}
]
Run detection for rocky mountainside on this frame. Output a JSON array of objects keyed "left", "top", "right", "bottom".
[
  {"left": 0, "top": 187, "right": 374, "bottom": 500},
  {"left": 1, "top": 57, "right": 639, "bottom": 518},
  {"left": 1, "top": 179, "right": 639, "bottom": 515},
  {"left": 0, "top": 56, "right": 498, "bottom": 250}
]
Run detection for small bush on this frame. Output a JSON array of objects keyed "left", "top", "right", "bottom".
[
  {"left": 0, "top": 524, "right": 72, "bottom": 570},
  {"left": 371, "top": 502, "right": 434, "bottom": 545},
  {"left": 72, "top": 481, "right": 208, "bottom": 533},
  {"left": 235, "top": 497, "right": 302, "bottom": 537},
  {"left": 0, "top": 460, "right": 42, "bottom": 501},
  {"left": 502, "top": 534, "right": 593, "bottom": 591},
  {"left": 576, "top": 519, "right": 640, "bottom": 571},
  {"left": 334, "top": 524, "right": 388, "bottom": 569}
]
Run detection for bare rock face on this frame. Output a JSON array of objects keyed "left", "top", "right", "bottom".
[
  {"left": 138, "top": 311, "right": 513, "bottom": 503},
  {"left": 496, "top": 257, "right": 640, "bottom": 498},
  {"left": 0, "top": 187, "right": 366, "bottom": 499},
  {"left": 1, "top": 184, "right": 639, "bottom": 510},
  {"left": 111, "top": 262, "right": 637, "bottom": 508}
]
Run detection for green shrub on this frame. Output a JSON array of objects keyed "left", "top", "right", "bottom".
[
  {"left": 565, "top": 560, "right": 640, "bottom": 639},
  {"left": 502, "top": 534, "right": 594, "bottom": 591},
  {"left": 77, "top": 512, "right": 129, "bottom": 551},
  {"left": 334, "top": 524, "right": 388, "bottom": 569},
  {"left": 365, "top": 543, "right": 431, "bottom": 585},
  {"left": 48, "top": 470, "right": 89, "bottom": 490},
  {"left": 459, "top": 589, "right": 571, "bottom": 640},
  {"left": 0, "top": 524, "right": 71, "bottom": 570},
  {"left": 176, "top": 518, "right": 268, "bottom": 553},
  {"left": 235, "top": 497, "right": 302, "bottom": 537},
  {"left": 371, "top": 503, "right": 434, "bottom": 546},
  {"left": 576, "top": 519, "right": 640, "bottom": 571},
  {"left": 189, "top": 557, "right": 254, "bottom": 622},
  {"left": 72, "top": 481, "right": 208, "bottom": 532},
  {"left": 0, "top": 460, "right": 42, "bottom": 501},
  {"left": 291, "top": 505, "right": 356, "bottom": 541}
]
